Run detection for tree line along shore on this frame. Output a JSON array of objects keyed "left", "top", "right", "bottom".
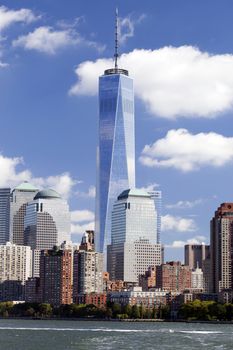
[{"left": 0, "top": 300, "right": 233, "bottom": 321}]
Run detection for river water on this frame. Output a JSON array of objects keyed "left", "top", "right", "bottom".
[{"left": 0, "top": 319, "right": 232, "bottom": 350}]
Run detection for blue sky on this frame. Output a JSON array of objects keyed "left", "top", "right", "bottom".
[{"left": 1, "top": 0, "right": 233, "bottom": 261}]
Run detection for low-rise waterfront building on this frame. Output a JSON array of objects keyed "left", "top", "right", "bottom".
[{"left": 108, "top": 287, "right": 168, "bottom": 308}]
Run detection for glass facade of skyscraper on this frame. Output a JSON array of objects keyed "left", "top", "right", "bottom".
[
  {"left": 148, "top": 190, "right": 162, "bottom": 244},
  {"left": 95, "top": 69, "right": 135, "bottom": 258},
  {"left": 107, "top": 189, "right": 162, "bottom": 282}
]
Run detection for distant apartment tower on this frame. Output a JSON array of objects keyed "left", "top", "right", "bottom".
[
  {"left": 0, "top": 188, "right": 10, "bottom": 244},
  {"left": 184, "top": 244, "right": 210, "bottom": 269},
  {"left": 148, "top": 190, "right": 162, "bottom": 244},
  {"left": 107, "top": 189, "right": 162, "bottom": 283},
  {"left": 10, "top": 182, "right": 38, "bottom": 245},
  {"left": 202, "top": 256, "right": 212, "bottom": 293},
  {"left": 40, "top": 248, "right": 72, "bottom": 306},
  {"left": 210, "top": 203, "right": 233, "bottom": 293},
  {"left": 24, "top": 189, "right": 71, "bottom": 276},
  {"left": 73, "top": 234, "right": 103, "bottom": 302},
  {"left": 0, "top": 242, "right": 32, "bottom": 284},
  {"left": 156, "top": 261, "right": 191, "bottom": 292}
]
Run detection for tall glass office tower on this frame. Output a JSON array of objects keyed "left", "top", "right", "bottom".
[
  {"left": 95, "top": 10, "right": 135, "bottom": 259},
  {"left": 0, "top": 188, "right": 10, "bottom": 244}
]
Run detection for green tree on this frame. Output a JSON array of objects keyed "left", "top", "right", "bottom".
[
  {"left": 105, "top": 307, "right": 113, "bottom": 319},
  {"left": 112, "top": 303, "right": 121, "bottom": 318},
  {"left": 122, "top": 304, "right": 132, "bottom": 318},
  {"left": 131, "top": 305, "right": 140, "bottom": 319},
  {"left": 152, "top": 305, "right": 157, "bottom": 319},
  {"left": 25, "top": 307, "right": 35, "bottom": 317},
  {"left": 160, "top": 305, "right": 170, "bottom": 319},
  {"left": 225, "top": 303, "right": 233, "bottom": 321},
  {"left": 139, "top": 304, "right": 146, "bottom": 319},
  {"left": 144, "top": 309, "right": 152, "bottom": 319},
  {"left": 39, "top": 303, "right": 52, "bottom": 317}
]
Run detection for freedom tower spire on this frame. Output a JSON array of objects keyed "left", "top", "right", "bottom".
[
  {"left": 114, "top": 8, "right": 119, "bottom": 69},
  {"left": 95, "top": 9, "right": 135, "bottom": 263}
]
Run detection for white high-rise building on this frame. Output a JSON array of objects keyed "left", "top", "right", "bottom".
[
  {"left": 107, "top": 189, "right": 162, "bottom": 283},
  {"left": 73, "top": 242, "right": 103, "bottom": 301},
  {"left": 24, "top": 189, "right": 71, "bottom": 276},
  {"left": 191, "top": 265, "right": 204, "bottom": 290},
  {"left": 0, "top": 242, "right": 32, "bottom": 284}
]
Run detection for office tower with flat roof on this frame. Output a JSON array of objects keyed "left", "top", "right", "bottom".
[
  {"left": 184, "top": 244, "right": 210, "bottom": 269},
  {"left": 39, "top": 248, "right": 72, "bottom": 307},
  {"left": 0, "top": 188, "right": 10, "bottom": 244},
  {"left": 24, "top": 189, "right": 71, "bottom": 276},
  {"left": 95, "top": 10, "right": 135, "bottom": 261},
  {"left": 107, "top": 188, "right": 162, "bottom": 283},
  {"left": 210, "top": 203, "right": 233, "bottom": 293},
  {"left": 10, "top": 182, "right": 38, "bottom": 245}
]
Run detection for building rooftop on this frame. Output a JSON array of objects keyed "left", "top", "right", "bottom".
[
  {"left": 15, "top": 181, "right": 38, "bottom": 192},
  {"left": 34, "top": 189, "right": 61, "bottom": 200},
  {"left": 118, "top": 188, "right": 150, "bottom": 200}
]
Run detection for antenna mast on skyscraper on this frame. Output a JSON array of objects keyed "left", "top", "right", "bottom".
[
  {"left": 104, "top": 8, "right": 128, "bottom": 76},
  {"left": 114, "top": 8, "right": 119, "bottom": 69}
]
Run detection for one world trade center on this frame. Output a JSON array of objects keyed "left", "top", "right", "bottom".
[{"left": 95, "top": 10, "right": 135, "bottom": 261}]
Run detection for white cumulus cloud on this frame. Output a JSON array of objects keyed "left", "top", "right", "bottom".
[
  {"left": 70, "top": 208, "right": 94, "bottom": 237},
  {"left": 33, "top": 173, "right": 77, "bottom": 199},
  {"left": 69, "top": 46, "right": 233, "bottom": 119},
  {"left": 162, "top": 214, "right": 197, "bottom": 232},
  {"left": 166, "top": 235, "right": 206, "bottom": 248},
  {"left": 13, "top": 24, "right": 105, "bottom": 55},
  {"left": 0, "top": 154, "right": 77, "bottom": 199},
  {"left": 13, "top": 26, "right": 81, "bottom": 55},
  {"left": 139, "top": 129, "right": 233, "bottom": 172},
  {"left": 166, "top": 199, "right": 204, "bottom": 209},
  {"left": 0, "top": 61, "right": 9, "bottom": 68},
  {"left": 139, "top": 183, "right": 160, "bottom": 192},
  {"left": 76, "top": 185, "right": 96, "bottom": 198},
  {"left": 0, "top": 5, "right": 37, "bottom": 31},
  {"left": 71, "top": 222, "right": 94, "bottom": 236},
  {"left": 71, "top": 210, "right": 94, "bottom": 223}
]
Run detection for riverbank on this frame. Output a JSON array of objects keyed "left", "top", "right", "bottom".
[{"left": 0, "top": 316, "right": 233, "bottom": 324}]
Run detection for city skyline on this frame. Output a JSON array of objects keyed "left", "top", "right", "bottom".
[{"left": 1, "top": 1, "right": 233, "bottom": 260}]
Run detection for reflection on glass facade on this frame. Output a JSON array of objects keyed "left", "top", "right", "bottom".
[
  {"left": 95, "top": 69, "right": 135, "bottom": 259},
  {"left": 148, "top": 190, "right": 162, "bottom": 244}
]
